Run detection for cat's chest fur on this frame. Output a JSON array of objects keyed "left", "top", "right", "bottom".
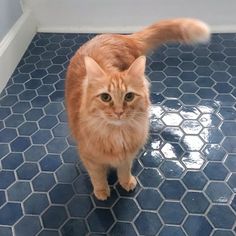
[{"left": 78, "top": 116, "right": 149, "bottom": 165}]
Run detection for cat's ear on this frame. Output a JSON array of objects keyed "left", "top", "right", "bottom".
[
  {"left": 127, "top": 56, "right": 146, "bottom": 78},
  {"left": 84, "top": 56, "right": 105, "bottom": 79}
]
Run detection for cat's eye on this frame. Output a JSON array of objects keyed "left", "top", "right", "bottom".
[
  {"left": 100, "top": 93, "right": 112, "bottom": 102},
  {"left": 124, "top": 92, "right": 135, "bottom": 102}
]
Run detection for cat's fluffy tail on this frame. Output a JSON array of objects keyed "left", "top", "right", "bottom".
[{"left": 130, "top": 18, "right": 210, "bottom": 54}]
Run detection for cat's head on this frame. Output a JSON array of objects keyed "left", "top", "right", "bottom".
[{"left": 81, "top": 56, "right": 150, "bottom": 125}]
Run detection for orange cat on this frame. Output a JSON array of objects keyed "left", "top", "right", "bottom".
[{"left": 65, "top": 18, "right": 210, "bottom": 200}]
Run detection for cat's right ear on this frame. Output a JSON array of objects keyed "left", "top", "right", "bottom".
[{"left": 84, "top": 56, "right": 106, "bottom": 79}]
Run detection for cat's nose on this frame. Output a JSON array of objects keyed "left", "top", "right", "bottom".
[{"left": 114, "top": 109, "right": 124, "bottom": 118}]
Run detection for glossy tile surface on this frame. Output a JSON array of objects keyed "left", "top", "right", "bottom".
[{"left": 0, "top": 33, "right": 236, "bottom": 235}]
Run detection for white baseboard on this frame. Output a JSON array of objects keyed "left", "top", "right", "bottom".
[
  {"left": 0, "top": 10, "right": 37, "bottom": 93},
  {"left": 38, "top": 25, "right": 236, "bottom": 34}
]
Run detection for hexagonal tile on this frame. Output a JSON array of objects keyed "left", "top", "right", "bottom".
[
  {"left": 25, "top": 108, "right": 44, "bottom": 121},
  {"left": 203, "top": 144, "right": 226, "bottom": 161},
  {"left": 0, "top": 191, "right": 6, "bottom": 207},
  {"left": 206, "top": 182, "right": 233, "bottom": 203},
  {"left": 160, "top": 180, "right": 185, "bottom": 200},
  {"left": 139, "top": 150, "right": 163, "bottom": 168},
  {"left": 212, "top": 230, "right": 235, "bottom": 236},
  {"left": 67, "top": 195, "right": 93, "bottom": 217},
  {"left": 12, "top": 101, "right": 31, "bottom": 113},
  {"left": 231, "top": 195, "right": 236, "bottom": 213},
  {"left": 180, "top": 107, "right": 200, "bottom": 119},
  {"left": 5, "top": 114, "right": 24, "bottom": 128},
  {"left": 40, "top": 154, "right": 62, "bottom": 171},
  {"left": 24, "top": 145, "right": 46, "bottom": 162},
  {"left": 227, "top": 173, "right": 236, "bottom": 192},
  {"left": 160, "top": 160, "right": 185, "bottom": 178},
  {"left": 181, "top": 120, "right": 202, "bottom": 134},
  {"left": 1, "top": 153, "right": 23, "bottom": 170},
  {"left": 62, "top": 146, "right": 78, "bottom": 163},
  {"left": 180, "top": 94, "right": 200, "bottom": 105},
  {"left": 32, "top": 130, "right": 52, "bottom": 144},
  {"left": 183, "top": 215, "right": 213, "bottom": 236},
  {"left": 73, "top": 174, "right": 93, "bottom": 195},
  {"left": 87, "top": 209, "right": 114, "bottom": 233},
  {"left": 135, "top": 212, "right": 162, "bottom": 236},
  {"left": 222, "top": 137, "right": 236, "bottom": 153},
  {"left": 42, "top": 206, "right": 68, "bottom": 229},
  {"left": 159, "top": 201, "right": 186, "bottom": 224},
  {"left": 159, "top": 226, "right": 186, "bottom": 236},
  {"left": 138, "top": 168, "right": 163, "bottom": 187},
  {"left": 46, "top": 137, "right": 68, "bottom": 154},
  {"left": 112, "top": 198, "right": 139, "bottom": 221},
  {"left": 61, "top": 219, "right": 88, "bottom": 236},
  {"left": 203, "top": 162, "right": 229, "bottom": 180},
  {"left": 56, "top": 164, "right": 78, "bottom": 183},
  {"left": 182, "top": 171, "right": 208, "bottom": 190},
  {"left": 16, "top": 162, "right": 39, "bottom": 180},
  {"left": 38, "top": 115, "right": 58, "bottom": 129},
  {"left": 182, "top": 152, "right": 205, "bottom": 169},
  {"left": 199, "top": 114, "right": 221, "bottom": 128},
  {"left": 136, "top": 189, "right": 163, "bottom": 210},
  {"left": 162, "top": 100, "right": 182, "bottom": 112},
  {"left": 179, "top": 82, "right": 199, "bottom": 93},
  {"left": 23, "top": 193, "right": 49, "bottom": 215},
  {"left": 145, "top": 134, "right": 163, "bottom": 150},
  {"left": 179, "top": 72, "right": 198, "bottom": 82},
  {"left": 163, "top": 77, "right": 182, "bottom": 87},
  {"left": 183, "top": 192, "right": 210, "bottom": 213},
  {"left": 0, "top": 203, "right": 23, "bottom": 225},
  {"left": 109, "top": 222, "right": 137, "bottom": 236},
  {"left": 221, "top": 121, "right": 236, "bottom": 136},
  {"left": 0, "top": 170, "right": 15, "bottom": 189},
  {"left": 161, "top": 127, "right": 183, "bottom": 142},
  {"left": 161, "top": 143, "right": 184, "bottom": 159},
  {"left": 7, "top": 181, "right": 31, "bottom": 201},
  {"left": 0, "top": 128, "right": 17, "bottom": 143},
  {"left": 18, "top": 122, "right": 38, "bottom": 136},
  {"left": 163, "top": 88, "right": 182, "bottom": 98},
  {"left": 195, "top": 77, "right": 214, "bottom": 87},
  {"left": 182, "top": 135, "right": 204, "bottom": 151},
  {"left": 32, "top": 173, "right": 56, "bottom": 192},
  {"left": 207, "top": 205, "right": 236, "bottom": 229},
  {"left": 49, "top": 184, "right": 74, "bottom": 204}
]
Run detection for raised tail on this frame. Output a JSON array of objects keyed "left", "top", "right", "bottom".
[{"left": 129, "top": 18, "right": 210, "bottom": 54}]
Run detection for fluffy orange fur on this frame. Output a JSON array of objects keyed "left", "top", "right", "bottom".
[{"left": 65, "top": 18, "right": 210, "bottom": 200}]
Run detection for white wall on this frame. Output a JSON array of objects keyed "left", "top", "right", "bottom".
[
  {"left": 0, "top": 0, "right": 23, "bottom": 41},
  {"left": 23, "top": 0, "right": 236, "bottom": 33}
]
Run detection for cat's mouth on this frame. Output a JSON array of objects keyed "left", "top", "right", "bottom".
[{"left": 108, "top": 119, "right": 126, "bottom": 126}]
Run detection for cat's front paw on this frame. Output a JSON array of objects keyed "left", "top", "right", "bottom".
[
  {"left": 94, "top": 187, "right": 110, "bottom": 201},
  {"left": 120, "top": 175, "right": 137, "bottom": 192}
]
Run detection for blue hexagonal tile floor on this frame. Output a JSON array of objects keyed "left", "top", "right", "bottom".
[{"left": 0, "top": 33, "right": 236, "bottom": 236}]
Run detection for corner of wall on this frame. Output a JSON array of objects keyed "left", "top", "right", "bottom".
[{"left": 0, "top": 9, "right": 37, "bottom": 93}]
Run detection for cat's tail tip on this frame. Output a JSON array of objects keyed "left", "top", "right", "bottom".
[{"left": 182, "top": 19, "right": 211, "bottom": 44}]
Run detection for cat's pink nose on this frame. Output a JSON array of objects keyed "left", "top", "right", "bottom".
[{"left": 114, "top": 109, "right": 124, "bottom": 118}]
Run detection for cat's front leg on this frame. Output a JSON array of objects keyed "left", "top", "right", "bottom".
[
  {"left": 83, "top": 160, "right": 110, "bottom": 200},
  {"left": 117, "top": 158, "right": 137, "bottom": 192}
]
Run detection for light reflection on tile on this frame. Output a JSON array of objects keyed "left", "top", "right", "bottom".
[
  {"left": 162, "top": 113, "right": 183, "bottom": 126},
  {"left": 182, "top": 136, "right": 204, "bottom": 151},
  {"left": 161, "top": 143, "right": 184, "bottom": 159},
  {"left": 180, "top": 107, "right": 201, "bottom": 119},
  {"left": 181, "top": 120, "right": 202, "bottom": 134},
  {"left": 182, "top": 152, "right": 205, "bottom": 169}
]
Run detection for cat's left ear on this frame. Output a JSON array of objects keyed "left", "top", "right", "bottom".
[
  {"left": 127, "top": 56, "right": 146, "bottom": 78},
  {"left": 84, "top": 56, "right": 106, "bottom": 79}
]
